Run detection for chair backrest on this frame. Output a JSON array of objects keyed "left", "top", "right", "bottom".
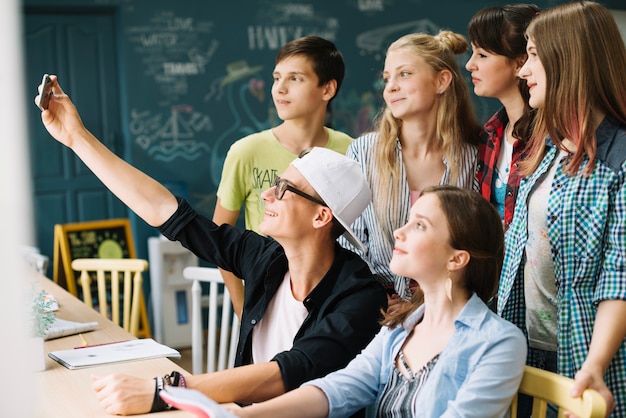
[
  {"left": 510, "top": 366, "right": 606, "bottom": 418},
  {"left": 182, "top": 266, "right": 240, "bottom": 374},
  {"left": 71, "top": 258, "right": 148, "bottom": 337}
]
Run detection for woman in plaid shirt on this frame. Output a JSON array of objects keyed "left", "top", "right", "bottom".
[
  {"left": 498, "top": 2, "right": 626, "bottom": 416},
  {"left": 465, "top": 4, "right": 539, "bottom": 232}
]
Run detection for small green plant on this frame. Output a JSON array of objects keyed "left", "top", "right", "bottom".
[{"left": 31, "top": 283, "right": 56, "bottom": 338}]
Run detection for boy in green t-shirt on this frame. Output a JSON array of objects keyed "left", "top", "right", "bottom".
[{"left": 213, "top": 36, "right": 353, "bottom": 317}]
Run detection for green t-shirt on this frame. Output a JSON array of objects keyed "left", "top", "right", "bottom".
[{"left": 217, "top": 127, "right": 353, "bottom": 232}]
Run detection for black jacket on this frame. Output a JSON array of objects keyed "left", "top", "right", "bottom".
[{"left": 158, "top": 198, "right": 387, "bottom": 391}]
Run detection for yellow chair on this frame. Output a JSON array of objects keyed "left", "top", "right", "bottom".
[
  {"left": 71, "top": 258, "right": 149, "bottom": 337},
  {"left": 511, "top": 366, "right": 607, "bottom": 418}
]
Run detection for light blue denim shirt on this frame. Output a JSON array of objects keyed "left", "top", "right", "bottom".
[{"left": 304, "top": 294, "right": 527, "bottom": 417}]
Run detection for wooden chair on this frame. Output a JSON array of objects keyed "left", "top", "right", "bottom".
[
  {"left": 511, "top": 366, "right": 607, "bottom": 418},
  {"left": 182, "top": 266, "right": 240, "bottom": 374},
  {"left": 71, "top": 258, "right": 149, "bottom": 337}
]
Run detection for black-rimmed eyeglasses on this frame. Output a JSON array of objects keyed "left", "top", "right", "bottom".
[{"left": 272, "top": 176, "right": 326, "bottom": 206}]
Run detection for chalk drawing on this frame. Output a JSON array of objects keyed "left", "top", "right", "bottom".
[
  {"left": 130, "top": 105, "right": 213, "bottom": 162},
  {"left": 204, "top": 61, "right": 269, "bottom": 185},
  {"left": 356, "top": 19, "right": 441, "bottom": 56},
  {"left": 247, "top": 3, "right": 340, "bottom": 50},
  {"left": 126, "top": 11, "right": 217, "bottom": 103},
  {"left": 358, "top": 0, "right": 385, "bottom": 12}
]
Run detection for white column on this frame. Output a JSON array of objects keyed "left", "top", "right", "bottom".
[{"left": 0, "top": 0, "right": 37, "bottom": 415}]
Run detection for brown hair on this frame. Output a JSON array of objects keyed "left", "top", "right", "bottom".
[
  {"left": 275, "top": 36, "right": 345, "bottom": 99},
  {"left": 381, "top": 186, "right": 504, "bottom": 328},
  {"left": 467, "top": 3, "right": 540, "bottom": 142},
  {"left": 521, "top": 1, "right": 626, "bottom": 176}
]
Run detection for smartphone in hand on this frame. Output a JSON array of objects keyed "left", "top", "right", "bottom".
[{"left": 36, "top": 74, "right": 53, "bottom": 110}]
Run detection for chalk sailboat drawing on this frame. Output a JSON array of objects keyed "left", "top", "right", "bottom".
[{"left": 148, "top": 105, "right": 211, "bottom": 162}]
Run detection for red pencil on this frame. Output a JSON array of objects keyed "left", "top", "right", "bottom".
[{"left": 74, "top": 340, "right": 130, "bottom": 349}]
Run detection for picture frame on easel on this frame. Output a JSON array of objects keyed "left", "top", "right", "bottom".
[{"left": 52, "top": 219, "right": 152, "bottom": 338}]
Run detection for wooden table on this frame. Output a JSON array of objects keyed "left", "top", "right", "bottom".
[{"left": 34, "top": 272, "right": 193, "bottom": 418}]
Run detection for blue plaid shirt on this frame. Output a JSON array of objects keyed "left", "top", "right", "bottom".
[{"left": 498, "top": 115, "right": 626, "bottom": 417}]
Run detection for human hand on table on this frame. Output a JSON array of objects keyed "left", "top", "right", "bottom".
[{"left": 92, "top": 373, "right": 154, "bottom": 415}]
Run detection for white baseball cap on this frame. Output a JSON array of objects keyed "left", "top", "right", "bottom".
[{"left": 291, "top": 147, "right": 371, "bottom": 253}]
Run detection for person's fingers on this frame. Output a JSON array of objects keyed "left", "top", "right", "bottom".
[
  {"left": 91, "top": 374, "right": 105, "bottom": 391},
  {"left": 569, "top": 373, "right": 591, "bottom": 397},
  {"left": 48, "top": 74, "right": 65, "bottom": 96},
  {"left": 572, "top": 369, "right": 615, "bottom": 417}
]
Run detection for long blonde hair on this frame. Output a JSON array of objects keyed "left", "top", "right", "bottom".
[
  {"left": 369, "top": 31, "right": 480, "bottom": 251},
  {"left": 521, "top": 1, "right": 626, "bottom": 176}
]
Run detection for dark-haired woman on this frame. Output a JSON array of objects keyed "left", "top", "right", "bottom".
[{"left": 466, "top": 4, "right": 539, "bottom": 231}]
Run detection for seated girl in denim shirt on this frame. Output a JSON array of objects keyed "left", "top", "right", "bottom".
[{"left": 165, "top": 186, "right": 527, "bottom": 418}]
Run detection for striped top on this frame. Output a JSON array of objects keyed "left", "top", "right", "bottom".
[
  {"left": 305, "top": 294, "right": 526, "bottom": 417},
  {"left": 339, "top": 133, "right": 479, "bottom": 300},
  {"left": 377, "top": 353, "right": 440, "bottom": 417}
]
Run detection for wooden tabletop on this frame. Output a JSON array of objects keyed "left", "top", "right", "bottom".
[{"left": 34, "top": 272, "right": 193, "bottom": 418}]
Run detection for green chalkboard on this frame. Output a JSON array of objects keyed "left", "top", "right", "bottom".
[
  {"left": 53, "top": 219, "right": 136, "bottom": 297},
  {"left": 23, "top": 0, "right": 626, "bottom": 270},
  {"left": 119, "top": 0, "right": 505, "bottom": 210}
]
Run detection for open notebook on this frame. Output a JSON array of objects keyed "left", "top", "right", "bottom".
[{"left": 49, "top": 338, "right": 180, "bottom": 369}]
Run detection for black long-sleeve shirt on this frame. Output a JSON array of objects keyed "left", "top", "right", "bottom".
[{"left": 158, "top": 198, "right": 387, "bottom": 390}]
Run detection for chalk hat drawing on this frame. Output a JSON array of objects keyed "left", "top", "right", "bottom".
[{"left": 220, "top": 60, "right": 263, "bottom": 86}]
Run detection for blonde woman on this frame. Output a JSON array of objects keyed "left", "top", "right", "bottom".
[{"left": 340, "top": 31, "right": 481, "bottom": 308}]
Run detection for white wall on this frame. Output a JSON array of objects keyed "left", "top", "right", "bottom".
[{"left": 0, "top": 0, "right": 37, "bottom": 416}]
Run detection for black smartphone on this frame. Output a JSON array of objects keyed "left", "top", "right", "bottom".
[{"left": 36, "top": 74, "right": 52, "bottom": 110}]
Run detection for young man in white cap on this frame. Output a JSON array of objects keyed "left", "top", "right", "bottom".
[
  {"left": 214, "top": 36, "right": 353, "bottom": 319},
  {"left": 37, "top": 76, "right": 386, "bottom": 416}
]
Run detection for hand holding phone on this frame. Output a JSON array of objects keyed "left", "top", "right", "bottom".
[{"left": 36, "top": 74, "right": 53, "bottom": 110}]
